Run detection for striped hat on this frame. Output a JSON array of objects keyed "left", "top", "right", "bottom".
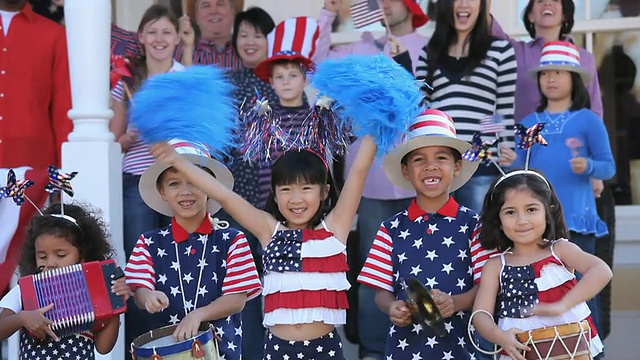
[
  {"left": 139, "top": 139, "right": 234, "bottom": 216},
  {"left": 254, "top": 16, "right": 320, "bottom": 82},
  {"left": 384, "top": 109, "right": 478, "bottom": 191},
  {"left": 528, "top": 41, "right": 592, "bottom": 83}
]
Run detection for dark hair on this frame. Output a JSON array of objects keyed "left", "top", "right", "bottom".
[
  {"left": 269, "top": 59, "right": 306, "bottom": 78},
  {"left": 479, "top": 171, "right": 568, "bottom": 252},
  {"left": 523, "top": 0, "right": 575, "bottom": 39},
  {"left": 19, "top": 203, "right": 114, "bottom": 276},
  {"left": 231, "top": 7, "right": 275, "bottom": 55},
  {"left": 401, "top": 146, "right": 462, "bottom": 166},
  {"left": 264, "top": 150, "right": 339, "bottom": 229},
  {"left": 424, "top": 0, "right": 493, "bottom": 87},
  {"left": 128, "top": 5, "right": 180, "bottom": 99},
  {"left": 536, "top": 71, "right": 591, "bottom": 112}
]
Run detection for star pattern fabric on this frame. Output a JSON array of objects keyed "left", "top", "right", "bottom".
[
  {"left": 494, "top": 243, "right": 604, "bottom": 358},
  {"left": 262, "top": 329, "right": 344, "bottom": 360},
  {"left": 515, "top": 123, "right": 547, "bottom": 150},
  {"left": 358, "top": 197, "right": 478, "bottom": 360},
  {"left": 44, "top": 165, "right": 77, "bottom": 197},
  {"left": 125, "top": 216, "right": 261, "bottom": 360},
  {"left": 19, "top": 331, "right": 94, "bottom": 360}
]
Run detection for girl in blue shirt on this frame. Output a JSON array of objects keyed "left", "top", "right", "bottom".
[{"left": 501, "top": 41, "right": 615, "bottom": 339}]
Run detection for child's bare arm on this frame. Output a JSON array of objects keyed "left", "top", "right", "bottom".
[
  {"left": 173, "top": 292, "right": 247, "bottom": 341},
  {"left": 472, "top": 258, "right": 529, "bottom": 359},
  {"left": 0, "top": 306, "right": 59, "bottom": 341},
  {"left": 534, "top": 240, "right": 612, "bottom": 316},
  {"left": 94, "top": 316, "right": 120, "bottom": 354},
  {"left": 325, "top": 136, "right": 376, "bottom": 242}
]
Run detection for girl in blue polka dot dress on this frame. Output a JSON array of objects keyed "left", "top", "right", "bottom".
[{"left": 472, "top": 170, "right": 612, "bottom": 360}]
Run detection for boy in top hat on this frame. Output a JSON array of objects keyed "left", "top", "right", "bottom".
[
  {"left": 250, "top": 16, "right": 321, "bottom": 207},
  {"left": 357, "top": 109, "right": 481, "bottom": 359},
  {"left": 124, "top": 140, "right": 262, "bottom": 360}
]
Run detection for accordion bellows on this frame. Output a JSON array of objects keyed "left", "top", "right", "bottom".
[{"left": 19, "top": 260, "right": 127, "bottom": 339}]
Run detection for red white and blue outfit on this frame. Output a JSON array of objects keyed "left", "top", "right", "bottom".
[
  {"left": 358, "top": 197, "right": 479, "bottom": 360},
  {"left": 495, "top": 240, "right": 603, "bottom": 359},
  {"left": 261, "top": 220, "right": 350, "bottom": 359},
  {"left": 125, "top": 215, "right": 262, "bottom": 360}
]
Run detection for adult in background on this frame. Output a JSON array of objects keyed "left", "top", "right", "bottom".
[
  {"left": 488, "top": 0, "right": 606, "bottom": 200},
  {"left": 223, "top": 7, "right": 279, "bottom": 360},
  {"left": 111, "top": 0, "right": 243, "bottom": 69},
  {"left": 415, "top": 0, "right": 517, "bottom": 213},
  {"left": 314, "top": 1, "right": 428, "bottom": 359}
]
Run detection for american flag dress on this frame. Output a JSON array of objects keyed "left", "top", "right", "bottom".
[
  {"left": 358, "top": 197, "right": 479, "bottom": 360},
  {"left": 20, "top": 331, "right": 95, "bottom": 360},
  {"left": 261, "top": 220, "right": 350, "bottom": 359},
  {"left": 495, "top": 240, "right": 604, "bottom": 359},
  {"left": 125, "top": 216, "right": 262, "bottom": 360}
]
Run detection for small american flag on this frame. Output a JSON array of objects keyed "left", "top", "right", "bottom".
[
  {"left": 350, "top": 0, "right": 384, "bottom": 29},
  {"left": 480, "top": 114, "right": 505, "bottom": 134}
]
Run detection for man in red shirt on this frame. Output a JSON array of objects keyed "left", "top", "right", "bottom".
[{"left": 0, "top": 0, "right": 72, "bottom": 169}]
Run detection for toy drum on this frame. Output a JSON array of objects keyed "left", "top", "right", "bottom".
[
  {"left": 516, "top": 320, "right": 592, "bottom": 360},
  {"left": 131, "top": 323, "right": 220, "bottom": 360}
]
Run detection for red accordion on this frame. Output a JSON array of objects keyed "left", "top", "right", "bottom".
[{"left": 19, "top": 259, "right": 127, "bottom": 339}]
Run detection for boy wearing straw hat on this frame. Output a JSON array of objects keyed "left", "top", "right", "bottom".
[
  {"left": 357, "top": 109, "right": 481, "bottom": 359},
  {"left": 124, "top": 139, "right": 262, "bottom": 360}
]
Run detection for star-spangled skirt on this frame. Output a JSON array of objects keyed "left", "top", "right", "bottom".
[{"left": 262, "top": 328, "right": 345, "bottom": 360}]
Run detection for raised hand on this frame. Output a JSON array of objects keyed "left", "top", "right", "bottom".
[{"left": 179, "top": 15, "right": 195, "bottom": 47}]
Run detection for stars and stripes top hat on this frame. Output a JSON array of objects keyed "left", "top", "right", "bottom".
[
  {"left": 528, "top": 41, "right": 592, "bottom": 83},
  {"left": 383, "top": 109, "right": 479, "bottom": 191},
  {"left": 404, "top": 0, "right": 429, "bottom": 28},
  {"left": 254, "top": 16, "right": 320, "bottom": 82},
  {"left": 139, "top": 139, "right": 234, "bottom": 217}
]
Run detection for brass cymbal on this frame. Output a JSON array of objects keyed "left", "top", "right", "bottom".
[{"left": 405, "top": 277, "right": 446, "bottom": 337}]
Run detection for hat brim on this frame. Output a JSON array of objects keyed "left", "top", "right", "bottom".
[
  {"left": 405, "top": 1, "right": 429, "bottom": 28},
  {"left": 383, "top": 136, "right": 479, "bottom": 192},
  {"left": 528, "top": 64, "right": 592, "bottom": 84},
  {"left": 254, "top": 55, "right": 315, "bottom": 83},
  {"left": 139, "top": 155, "right": 234, "bottom": 217}
]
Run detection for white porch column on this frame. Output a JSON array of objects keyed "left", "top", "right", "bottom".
[{"left": 63, "top": 1, "right": 125, "bottom": 359}]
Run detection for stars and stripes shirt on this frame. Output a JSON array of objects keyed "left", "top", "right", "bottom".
[
  {"left": 125, "top": 215, "right": 261, "bottom": 360},
  {"left": 111, "top": 60, "right": 186, "bottom": 175},
  {"left": 470, "top": 222, "right": 500, "bottom": 284},
  {"left": 358, "top": 197, "right": 479, "bottom": 360},
  {"left": 415, "top": 39, "right": 517, "bottom": 174}
]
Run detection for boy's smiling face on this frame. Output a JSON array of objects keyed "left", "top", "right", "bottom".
[
  {"left": 401, "top": 145, "right": 461, "bottom": 207},
  {"left": 157, "top": 167, "right": 208, "bottom": 223}
]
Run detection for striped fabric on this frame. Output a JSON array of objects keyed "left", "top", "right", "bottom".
[
  {"left": 111, "top": 61, "right": 185, "bottom": 175},
  {"left": 175, "top": 39, "right": 243, "bottom": 70},
  {"left": 262, "top": 222, "right": 350, "bottom": 327},
  {"left": 415, "top": 39, "right": 518, "bottom": 157},
  {"left": 470, "top": 222, "right": 499, "bottom": 284},
  {"left": 268, "top": 17, "right": 320, "bottom": 60},
  {"left": 350, "top": 0, "right": 384, "bottom": 29},
  {"left": 539, "top": 41, "right": 582, "bottom": 68}
]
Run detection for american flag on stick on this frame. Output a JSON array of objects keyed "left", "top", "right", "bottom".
[
  {"left": 480, "top": 114, "right": 506, "bottom": 134},
  {"left": 350, "top": 0, "right": 384, "bottom": 29}
]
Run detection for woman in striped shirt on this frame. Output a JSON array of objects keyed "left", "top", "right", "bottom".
[
  {"left": 108, "top": 5, "right": 190, "bottom": 356},
  {"left": 415, "top": 0, "right": 517, "bottom": 213}
]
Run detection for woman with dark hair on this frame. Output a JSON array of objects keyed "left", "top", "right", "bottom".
[{"left": 415, "top": 0, "right": 517, "bottom": 213}]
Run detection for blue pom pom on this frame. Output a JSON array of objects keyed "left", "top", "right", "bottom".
[
  {"left": 311, "top": 54, "right": 422, "bottom": 158},
  {"left": 129, "top": 65, "right": 237, "bottom": 159}
]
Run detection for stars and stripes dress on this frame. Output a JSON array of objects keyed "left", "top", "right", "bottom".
[
  {"left": 358, "top": 197, "right": 479, "bottom": 360},
  {"left": 495, "top": 240, "right": 604, "bottom": 359},
  {"left": 261, "top": 220, "right": 350, "bottom": 359},
  {"left": 125, "top": 215, "right": 262, "bottom": 360}
]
